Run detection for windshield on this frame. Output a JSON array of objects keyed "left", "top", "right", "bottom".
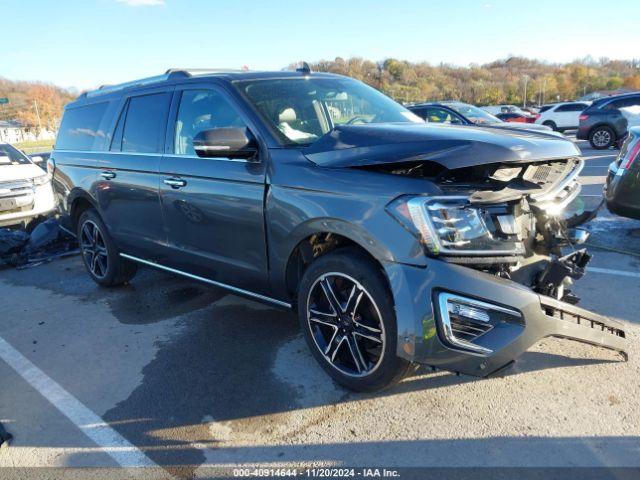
[
  {"left": 445, "top": 103, "right": 502, "bottom": 125},
  {"left": 0, "top": 143, "right": 32, "bottom": 166},
  {"left": 236, "top": 77, "right": 423, "bottom": 146}
]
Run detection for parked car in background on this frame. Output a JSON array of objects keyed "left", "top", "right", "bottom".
[
  {"left": 408, "top": 102, "right": 562, "bottom": 136},
  {"left": 535, "top": 102, "right": 590, "bottom": 132},
  {"left": 28, "top": 152, "right": 51, "bottom": 169},
  {"left": 522, "top": 106, "right": 540, "bottom": 115},
  {"left": 577, "top": 92, "right": 640, "bottom": 149},
  {"left": 495, "top": 111, "right": 536, "bottom": 123},
  {"left": 482, "top": 104, "right": 528, "bottom": 116},
  {"left": 50, "top": 69, "right": 626, "bottom": 391},
  {"left": 0, "top": 143, "right": 55, "bottom": 228},
  {"left": 605, "top": 126, "right": 640, "bottom": 219}
]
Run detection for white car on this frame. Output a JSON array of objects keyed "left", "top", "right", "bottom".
[
  {"left": 535, "top": 102, "right": 591, "bottom": 132},
  {"left": 0, "top": 143, "right": 55, "bottom": 228}
]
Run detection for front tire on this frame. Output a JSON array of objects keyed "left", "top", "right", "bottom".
[
  {"left": 589, "top": 126, "right": 615, "bottom": 149},
  {"left": 542, "top": 120, "right": 557, "bottom": 131},
  {"left": 297, "top": 249, "right": 413, "bottom": 392},
  {"left": 77, "top": 209, "right": 137, "bottom": 287}
]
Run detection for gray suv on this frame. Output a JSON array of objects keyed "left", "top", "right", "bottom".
[{"left": 51, "top": 69, "right": 627, "bottom": 391}]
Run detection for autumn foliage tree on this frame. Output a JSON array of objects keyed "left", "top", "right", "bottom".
[
  {"left": 0, "top": 78, "right": 75, "bottom": 132},
  {"left": 294, "top": 56, "right": 640, "bottom": 105}
]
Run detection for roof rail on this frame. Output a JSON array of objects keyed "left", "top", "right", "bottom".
[
  {"left": 165, "top": 68, "right": 247, "bottom": 76},
  {"left": 81, "top": 70, "right": 193, "bottom": 98},
  {"left": 79, "top": 68, "right": 248, "bottom": 99}
]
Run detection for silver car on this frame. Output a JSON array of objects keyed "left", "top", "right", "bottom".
[{"left": 0, "top": 143, "right": 55, "bottom": 228}]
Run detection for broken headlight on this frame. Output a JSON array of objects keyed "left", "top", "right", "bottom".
[{"left": 387, "top": 196, "right": 525, "bottom": 256}]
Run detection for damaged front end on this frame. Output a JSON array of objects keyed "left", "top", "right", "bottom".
[
  {"left": 380, "top": 155, "right": 628, "bottom": 372},
  {"left": 385, "top": 157, "right": 591, "bottom": 301}
]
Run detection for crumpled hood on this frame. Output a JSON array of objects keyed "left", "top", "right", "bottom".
[
  {"left": 0, "top": 163, "right": 45, "bottom": 183},
  {"left": 303, "top": 123, "right": 580, "bottom": 169}
]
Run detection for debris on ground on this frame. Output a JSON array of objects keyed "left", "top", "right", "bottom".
[
  {"left": 0, "top": 422, "right": 12, "bottom": 449},
  {"left": 0, "top": 218, "right": 78, "bottom": 268}
]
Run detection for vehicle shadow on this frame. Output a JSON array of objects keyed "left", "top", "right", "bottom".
[
  {"left": 94, "top": 290, "right": 624, "bottom": 473},
  {"left": 0, "top": 260, "right": 631, "bottom": 477}
]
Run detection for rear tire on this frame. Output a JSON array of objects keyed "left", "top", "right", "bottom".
[
  {"left": 77, "top": 209, "right": 137, "bottom": 287},
  {"left": 542, "top": 120, "right": 557, "bottom": 131},
  {"left": 589, "top": 126, "right": 615, "bottom": 149},
  {"left": 297, "top": 248, "right": 413, "bottom": 392}
]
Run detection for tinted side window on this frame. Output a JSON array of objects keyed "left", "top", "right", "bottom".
[
  {"left": 424, "top": 107, "right": 462, "bottom": 124},
  {"left": 621, "top": 97, "right": 640, "bottom": 108},
  {"left": 56, "top": 102, "right": 109, "bottom": 151},
  {"left": 122, "top": 93, "right": 171, "bottom": 153},
  {"left": 555, "top": 104, "right": 573, "bottom": 112},
  {"left": 539, "top": 105, "right": 554, "bottom": 113},
  {"left": 409, "top": 108, "right": 426, "bottom": 119},
  {"left": 556, "top": 103, "right": 588, "bottom": 112},
  {"left": 604, "top": 97, "right": 640, "bottom": 110},
  {"left": 174, "top": 90, "right": 246, "bottom": 156}
]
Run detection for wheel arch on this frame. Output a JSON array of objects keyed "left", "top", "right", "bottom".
[
  {"left": 68, "top": 190, "right": 99, "bottom": 232},
  {"left": 281, "top": 218, "right": 395, "bottom": 303}
]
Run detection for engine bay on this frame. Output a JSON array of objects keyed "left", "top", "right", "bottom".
[{"left": 371, "top": 156, "right": 593, "bottom": 304}]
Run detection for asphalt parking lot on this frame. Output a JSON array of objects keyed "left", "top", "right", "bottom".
[{"left": 1, "top": 137, "right": 640, "bottom": 477}]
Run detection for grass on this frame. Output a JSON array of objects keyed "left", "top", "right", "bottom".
[{"left": 12, "top": 139, "right": 54, "bottom": 153}]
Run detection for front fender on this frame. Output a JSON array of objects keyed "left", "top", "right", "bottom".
[{"left": 266, "top": 183, "right": 426, "bottom": 300}]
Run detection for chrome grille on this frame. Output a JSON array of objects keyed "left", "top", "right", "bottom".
[
  {"left": 0, "top": 180, "right": 34, "bottom": 198},
  {"left": 0, "top": 180, "right": 35, "bottom": 213}
]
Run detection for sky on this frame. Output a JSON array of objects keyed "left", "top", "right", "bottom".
[{"left": 2, "top": 0, "right": 639, "bottom": 90}]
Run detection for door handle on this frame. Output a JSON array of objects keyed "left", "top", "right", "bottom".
[
  {"left": 100, "top": 170, "right": 116, "bottom": 180},
  {"left": 164, "top": 178, "right": 187, "bottom": 188}
]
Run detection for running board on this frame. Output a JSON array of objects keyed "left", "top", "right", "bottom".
[{"left": 119, "top": 253, "right": 292, "bottom": 309}]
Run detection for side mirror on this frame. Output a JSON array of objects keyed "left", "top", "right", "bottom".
[
  {"left": 30, "top": 155, "right": 44, "bottom": 164},
  {"left": 193, "top": 127, "right": 258, "bottom": 161}
]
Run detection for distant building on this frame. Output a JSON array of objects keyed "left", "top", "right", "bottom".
[
  {"left": 0, "top": 120, "right": 56, "bottom": 144},
  {"left": 0, "top": 120, "right": 27, "bottom": 143}
]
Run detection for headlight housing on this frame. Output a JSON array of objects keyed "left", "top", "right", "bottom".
[
  {"left": 387, "top": 195, "right": 525, "bottom": 256},
  {"left": 32, "top": 172, "right": 52, "bottom": 186}
]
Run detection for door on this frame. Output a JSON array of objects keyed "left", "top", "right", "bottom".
[
  {"left": 96, "top": 90, "right": 171, "bottom": 258},
  {"left": 554, "top": 103, "right": 585, "bottom": 128},
  {"left": 158, "top": 86, "right": 269, "bottom": 293}
]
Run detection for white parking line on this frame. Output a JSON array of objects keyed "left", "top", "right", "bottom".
[
  {"left": 588, "top": 267, "right": 640, "bottom": 279},
  {"left": 0, "top": 336, "right": 156, "bottom": 467}
]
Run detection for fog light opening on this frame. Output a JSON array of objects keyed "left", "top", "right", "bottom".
[{"left": 438, "top": 293, "right": 521, "bottom": 355}]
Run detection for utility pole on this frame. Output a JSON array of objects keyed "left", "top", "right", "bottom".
[
  {"left": 34, "top": 100, "right": 42, "bottom": 135},
  {"left": 523, "top": 75, "right": 529, "bottom": 108}
]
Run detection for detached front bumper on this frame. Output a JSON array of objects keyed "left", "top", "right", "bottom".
[{"left": 386, "top": 259, "right": 627, "bottom": 376}]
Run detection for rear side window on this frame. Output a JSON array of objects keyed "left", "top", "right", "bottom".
[
  {"left": 120, "top": 93, "right": 171, "bottom": 153},
  {"left": 56, "top": 102, "right": 109, "bottom": 151},
  {"left": 555, "top": 103, "right": 587, "bottom": 112},
  {"left": 603, "top": 97, "right": 640, "bottom": 111}
]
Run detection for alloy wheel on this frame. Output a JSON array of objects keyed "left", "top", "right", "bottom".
[
  {"left": 306, "top": 272, "right": 385, "bottom": 377},
  {"left": 593, "top": 130, "right": 611, "bottom": 147},
  {"left": 80, "top": 220, "right": 109, "bottom": 279}
]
